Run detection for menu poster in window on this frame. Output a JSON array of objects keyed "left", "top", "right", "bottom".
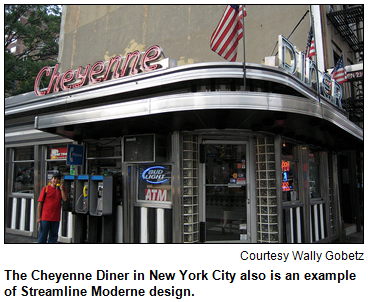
[{"left": 138, "top": 165, "right": 172, "bottom": 203}]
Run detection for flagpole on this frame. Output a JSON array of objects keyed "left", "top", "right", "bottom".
[
  {"left": 310, "top": 10, "right": 320, "bottom": 102},
  {"left": 341, "top": 52, "right": 345, "bottom": 105},
  {"left": 242, "top": 5, "right": 246, "bottom": 91}
]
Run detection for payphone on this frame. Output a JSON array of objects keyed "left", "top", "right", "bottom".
[
  {"left": 89, "top": 175, "right": 113, "bottom": 216},
  {"left": 62, "top": 175, "right": 75, "bottom": 212},
  {"left": 75, "top": 175, "right": 89, "bottom": 214}
]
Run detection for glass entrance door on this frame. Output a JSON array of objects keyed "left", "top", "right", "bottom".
[{"left": 203, "top": 142, "right": 249, "bottom": 242}]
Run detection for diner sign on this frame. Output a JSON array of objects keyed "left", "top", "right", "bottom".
[
  {"left": 34, "top": 45, "right": 164, "bottom": 96},
  {"left": 278, "top": 35, "right": 343, "bottom": 108}
]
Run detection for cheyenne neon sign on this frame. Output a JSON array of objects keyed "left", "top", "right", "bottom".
[
  {"left": 34, "top": 45, "right": 164, "bottom": 96},
  {"left": 278, "top": 35, "right": 342, "bottom": 107}
]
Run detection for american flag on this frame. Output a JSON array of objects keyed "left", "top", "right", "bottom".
[
  {"left": 210, "top": 5, "right": 246, "bottom": 62},
  {"left": 331, "top": 56, "right": 347, "bottom": 84},
  {"left": 306, "top": 26, "right": 316, "bottom": 58}
]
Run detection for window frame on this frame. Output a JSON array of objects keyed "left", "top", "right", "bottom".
[
  {"left": 309, "top": 149, "right": 322, "bottom": 201},
  {"left": 12, "top": 147, "right": 35, "bottom": 194},
  {"left": 281, "top": 141, "right": 301, "bottom": 206}
]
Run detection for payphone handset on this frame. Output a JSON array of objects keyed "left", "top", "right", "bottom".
[
  {"left": 83, "top": 182, "right": 88, "bottom": 211},
  {"left": 97, "top": 182, "right": 104, "bottom": 212},
  {"left": 89, "top": 175, "right": 113, "bottom": 216},
  {"left": 75, "top": 175, "right": 89, "bottom": 214}
]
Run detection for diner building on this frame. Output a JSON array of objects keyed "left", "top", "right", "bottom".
[{"left": 5, "top": 5, "right": 363, "bottom": 243}]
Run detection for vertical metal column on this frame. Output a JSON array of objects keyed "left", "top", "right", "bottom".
[
  {"left": 296, "top": 207, "right": 302, "bottom": 242},
  {"left": 289, "top": 208, "right": 294, "bottom": 243},
  {"left": 116, "top": 204, "right": 123, "bottom": 243},
  {"left": 248, "top": 137, "right": 257, "bottom": 243},
  {"left": 122, "top": 136, "right": 134, "bottom": 243},
  {"left": 301, "top": 145, "right": 311, "bottom": 243},
  {"left": 5, "top": 148, "right": 14, "bottom": 230},
  {"left": 320, "top": 151, "right": 330, "bottom": 240},
  {"left": 331, "top": 154, "right": 342, "bottom": 239},
  {"left": 348, "top": 151, "right": 361, "bottom": 232},
  {"left": 33, "top": 145, "right": 42, "bottom": 237}
]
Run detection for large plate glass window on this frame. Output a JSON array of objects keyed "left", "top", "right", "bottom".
[{"left": 13, "top": 146, "right": 34, "bottom": 193}]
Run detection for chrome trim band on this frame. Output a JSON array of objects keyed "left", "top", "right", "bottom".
[
  {"left": 7, "top": 62, "right": 342, "bottom": 116},
  {"left": 35, "top": 91, "right": 362, "bottom": 140}
]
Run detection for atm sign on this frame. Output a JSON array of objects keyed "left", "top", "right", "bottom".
[{"left": 145, "top": 189, "right": 167, "bottom": 201}]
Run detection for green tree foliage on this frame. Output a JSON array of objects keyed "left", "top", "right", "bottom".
[{"left": 5, "top": 5, "right": 61, "bottom": 96}]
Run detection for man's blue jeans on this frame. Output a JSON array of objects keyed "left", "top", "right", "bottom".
[{"left": 38, "top": 221, "right": 60, "bottom": 243}]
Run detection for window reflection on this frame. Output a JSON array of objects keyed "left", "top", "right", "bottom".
[
  {"left": 309, "top": 150, "right": 321, "bottom": 199},
  {"left": 13, "top": 162, "right": 34, "bottom": 193},
  {"left": 205, "top": 144, "right": 247, "bottom": 241},
  {"left": 13, "top": 147, "right": 34, "bottom": 193}
]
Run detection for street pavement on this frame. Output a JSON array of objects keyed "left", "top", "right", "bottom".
[{"left": 4, "top": 230, "right": 364, "bottom": 244}]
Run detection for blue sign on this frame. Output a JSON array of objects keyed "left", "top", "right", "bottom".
[
  {"left": 141, "top": 166, "right": 169, "bottom": 184},
  {"left": 67, "top": 144, "right": 84, "bottom": 166}
]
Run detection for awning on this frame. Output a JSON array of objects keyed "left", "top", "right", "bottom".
[
  {"left": 34, "top": 90, "right": 363, "bottom": 150},
  {"left": 22, "top": 62, "right": 361, "bottom": 150}
]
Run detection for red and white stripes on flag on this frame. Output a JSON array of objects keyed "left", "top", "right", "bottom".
[
  {"left": 210, "top": 5, "right": 246, "bottom": 62},
  {"left": 331, "top": 56, "right": 347, "bottom": 84},
  {"left": 306, "top": 26, "right": 316, "bottom": 59}
]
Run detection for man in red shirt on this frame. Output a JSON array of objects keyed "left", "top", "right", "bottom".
[{"left": 37, "top": 172, "right": 67, "bottom": 243}]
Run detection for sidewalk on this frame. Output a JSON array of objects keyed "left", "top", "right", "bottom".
[
  {"left": 339, "top": 224, "right": 364, "bottom": 243},
  {"left": 339, "top": 231, "right": 364, "bottom": 244},
  {"left": 4, "top": 231, "right": 364, "bottom": 244},
  {"left": 4, "top": 233, "right": 39, "bottom": 244}
]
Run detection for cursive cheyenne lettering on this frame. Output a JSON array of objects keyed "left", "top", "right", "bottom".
[{"left": 34, "top": 45, "right": 163, "bottom": 96}]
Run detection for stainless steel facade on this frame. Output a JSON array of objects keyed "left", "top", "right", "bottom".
[
  {"left": 7, "top": 62, "right": 362, "bottom": 144},
  {"left": 5, "top": 5, "right": 363, "bottom": 243},
  {"left": 5, "top": 61, "right": 363, "bottom": 243}
]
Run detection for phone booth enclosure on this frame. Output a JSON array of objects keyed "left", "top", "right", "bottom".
[
  {"left": 62, "top": 175, "right": 75, "bottom": 212},
  {"left": 75, "top": 175, "right": 89, "bottom": 214},
  {"left": 89, "top": 175, "right": 113, "bottom": 216}
]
